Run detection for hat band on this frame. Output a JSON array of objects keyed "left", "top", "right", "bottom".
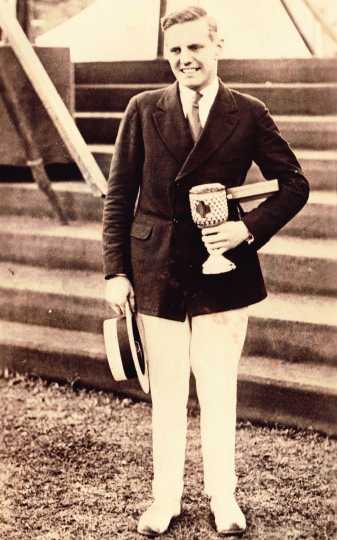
[{"left": 117, "top": 317, "right": 138, "bottom": 379}]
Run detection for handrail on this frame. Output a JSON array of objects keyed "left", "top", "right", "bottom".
[{"left": 0, "top": 1, "right": 108, "bottom": 197}]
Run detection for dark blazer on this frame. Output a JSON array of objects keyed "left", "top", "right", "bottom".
[{"left": 103, "top": 80, "right": 309, "bottom": 321}]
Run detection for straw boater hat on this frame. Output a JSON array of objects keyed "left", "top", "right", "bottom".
[{"left": 103, "top": 303, "right": 149, "bottom": 393}]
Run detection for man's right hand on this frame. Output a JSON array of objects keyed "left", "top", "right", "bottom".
[{"left": 105, "top": 276, "right": 135, "bottom": 315}]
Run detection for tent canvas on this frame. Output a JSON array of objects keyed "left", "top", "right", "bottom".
[{"left": 37, "top": 0, "right": 311, "bottom": 62}]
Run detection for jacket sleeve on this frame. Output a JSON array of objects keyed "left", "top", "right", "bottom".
[
  {"left": 242, "top": 101, "right": 310, "bottom": 250},
  {"left": 102, "top": 96, "right": 144, "bottom": 276}
]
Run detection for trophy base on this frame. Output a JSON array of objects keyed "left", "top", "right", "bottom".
[{"left": 202, "top": 253, "right": 236, "bottom": 274}]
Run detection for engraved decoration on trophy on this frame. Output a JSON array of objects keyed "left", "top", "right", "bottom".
[{"left": 189, "top": 183, "right": 236, "bottom": 274}]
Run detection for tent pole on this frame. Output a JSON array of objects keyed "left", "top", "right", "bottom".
[
  {"left": 157, "top": 0, "right": 167, "bottom": 57},
  {"left": 302, "top": 0, "right": 337, "bottom": 48},
  {"left": 280, "top": 0, "right": 316, "bottom": 55}
]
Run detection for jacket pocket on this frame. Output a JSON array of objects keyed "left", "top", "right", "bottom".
[{"left": 130, "top": 222, "right": 153, "bottom": 240}]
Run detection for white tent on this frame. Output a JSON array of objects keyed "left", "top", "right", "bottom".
[
  {"left": 37, "top": 0, "right": 311, "bottom": 62},
  {"left": 37, "top": 0, "right": 161, "bottom": 61}
]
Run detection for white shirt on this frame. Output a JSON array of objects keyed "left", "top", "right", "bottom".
[
  {"left": 178, "top": 77, "right": 253, "bottom": 244},
  {"left": 179, "top": 78, "right": 219, "bottom": 128}
]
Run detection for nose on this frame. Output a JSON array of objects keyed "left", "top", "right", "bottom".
[{"left": 179, "top": 48, "right": 192, "bottom": 66}]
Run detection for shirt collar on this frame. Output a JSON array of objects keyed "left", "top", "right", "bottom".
[{"left": 179, "top": 78, "right": 219, "bottom": 117}]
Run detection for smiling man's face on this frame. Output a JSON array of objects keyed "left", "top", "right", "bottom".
[{"left": 164, "top": 17, "right": 222, "bottom": 91}]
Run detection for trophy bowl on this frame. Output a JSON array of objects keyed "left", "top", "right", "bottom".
[{"left": 189, "top": 183, "right": 236, "bottom": 274}]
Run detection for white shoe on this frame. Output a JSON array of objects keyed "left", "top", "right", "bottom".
[
  {"left": 210, "top": 496, "right": 246, "bottom": 536},
  {"left": 137, "top": 499, "right": 181, "bottom": 536}
]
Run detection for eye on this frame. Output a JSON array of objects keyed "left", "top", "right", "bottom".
[
  {"left": 170, "top": 47, "right": 181, "bottom": 55},
  {"left": 189, "top": 44, "right": 203, "bottom": 51}
]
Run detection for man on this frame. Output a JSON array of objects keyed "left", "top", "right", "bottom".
[{"left": 103, "top": 6, "right": 309, "bottom": 536}]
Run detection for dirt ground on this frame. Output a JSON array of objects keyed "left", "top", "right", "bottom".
[{"left": 0, "top": 374, "right": 336, "bottom": 540}]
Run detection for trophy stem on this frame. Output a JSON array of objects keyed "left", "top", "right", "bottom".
[{"left": 202, "top": 253, "right": 236, "bottom": 274}]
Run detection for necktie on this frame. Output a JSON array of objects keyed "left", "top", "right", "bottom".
[{"left": 187, "top": 91, "right": 202, "bottom": 143}]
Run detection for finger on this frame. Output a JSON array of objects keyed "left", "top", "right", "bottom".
[
  {"left": 202, "top": 229, "right": 218, "bottom": 237},
  {"left": 202, "top": 224, "right": 223, "bottom": 234},
  {"left": 110, "top": 303, "right": 124, "bottom": 316},
  {"left": 202, "top": 229, "right": 228, "bottom": 240},
  {"left": 203, "top": 236, "right": 227, "bottom": 244},
  {"left": 202, "top": 235, "right": 228, "bottom": 246},
  {"left": 207, "top": 246, "right": 226, "bottom": 255},
  {"left": 128, "top": 292, "right": 136, "bottom": 312}
]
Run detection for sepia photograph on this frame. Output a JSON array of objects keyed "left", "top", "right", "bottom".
[{"left": 0, "top": 0, "right": 336, "bottom": 538}]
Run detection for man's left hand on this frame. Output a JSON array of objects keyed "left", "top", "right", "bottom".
[{"left": 202, "top": 221, "right": 250, "bottom": 254}]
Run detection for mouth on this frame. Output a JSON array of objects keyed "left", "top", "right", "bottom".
[{"left": 180, "top": 67, "right": 200, "bottom": 74}]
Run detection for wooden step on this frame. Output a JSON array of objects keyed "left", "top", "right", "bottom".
[
  {"left": 0, "top": 217, "right": 335, "bottom": 296},
  {"left": 88, "top": 144, "right": 337, "bottom": 192},
  {"left": 75, "top": 83, "right": 163, "bottom": 112},
  {"left": 75, "top": 82, "right": 337, "bottom": 116},
  {"left": 231, "top": 83, "right": 337, "bottom": 115},
  {"left": 0, "top": 181, "right": 104, "bottom": 221},
  {"left": 75, "top": 112, "right": 122, "bottom": 145},
  {"left": 247, "top": 291, "right": 337, "bottom": 365},
  {"left": 238, "top": 354, "right": 337, "bottom": 436},
  {"left": 76, "top": 106, "right": 337, "bottom": 150},
  {"left": 0, "top": 216, "right": 103, "bottom": 271},
  {"left": 247, "top": 149, "right": 337, "bottom": 191},
  {"left": 1, "top": 319, "right": 336, "bottom": 435},
  {"left": 89, "top": 143, "right": 113, "bottom": 177},
  {"left": 1, "top": 262, "right": 336, "bottom": 366},
  {"left": 260, "top": 235, "right": 337, "bottom": 296},
  {"left": 0, "top": 183, "right": 334, "bottom": 239},
  {"left": 74, "top": 58, "right": 337, "bottom": 85},
  {"left": 242, "top": 190, "right": 337, "bottom": 239},
  {"left": 275, "top": 115, "right": 337, "bottom": 150},
  {"left": 278, "top": 191, "right": 337, "bottom": 239}
]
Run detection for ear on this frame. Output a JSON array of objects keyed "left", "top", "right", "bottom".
[{"left": 215, "top": 37, "right": 224, "bottom": 59}]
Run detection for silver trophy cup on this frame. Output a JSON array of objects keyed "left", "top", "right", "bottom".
[{"left": 189, "top": 183, "right": 236, "bottom": 274}]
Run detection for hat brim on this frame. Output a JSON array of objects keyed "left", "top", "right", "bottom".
[{"left": 103, "top": 304, "right": 149, "bottom": 394}]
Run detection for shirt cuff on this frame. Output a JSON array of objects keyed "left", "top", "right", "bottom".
[
  {"left": 240, "top": 221, "right": 255, "bottom": 245},
  {"left": 105, "top": 273, "right": 127, "bottom": 280},
  {"left": 246, "top": 232, "right": 255, "bottom": 245}
]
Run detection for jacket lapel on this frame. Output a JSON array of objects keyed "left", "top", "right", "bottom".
[
  {"left": 152, "top": 82, "right": 194, "bottom": 164},
  {"left": 175, "top": 81, "right": 239, "bottom": 181}
]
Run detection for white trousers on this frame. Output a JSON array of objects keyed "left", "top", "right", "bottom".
[{"left": 138, "top": 308, "right": 248, "bottom": 502}]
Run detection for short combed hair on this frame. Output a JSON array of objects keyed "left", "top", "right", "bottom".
[{"left": 161, "top": 5, "right": 218, "bottom": 40}]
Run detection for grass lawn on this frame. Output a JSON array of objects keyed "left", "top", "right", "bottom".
[{"left": 0, "top": 375, "right": 336, "bottom": 539}]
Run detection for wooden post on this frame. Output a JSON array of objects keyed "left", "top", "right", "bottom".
[
  {"left": 0, "top": 1, "right": 108, "bottom": 197},
  {"left": 0, "top": 69, "right": 69, "bottom": 224},
  {"left": 16, "top": 0, "right": 33, "bottom": 40}
]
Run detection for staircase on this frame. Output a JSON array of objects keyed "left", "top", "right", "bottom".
[{"left": 0, "top": 58, "right": 336, "bottom": 435}]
